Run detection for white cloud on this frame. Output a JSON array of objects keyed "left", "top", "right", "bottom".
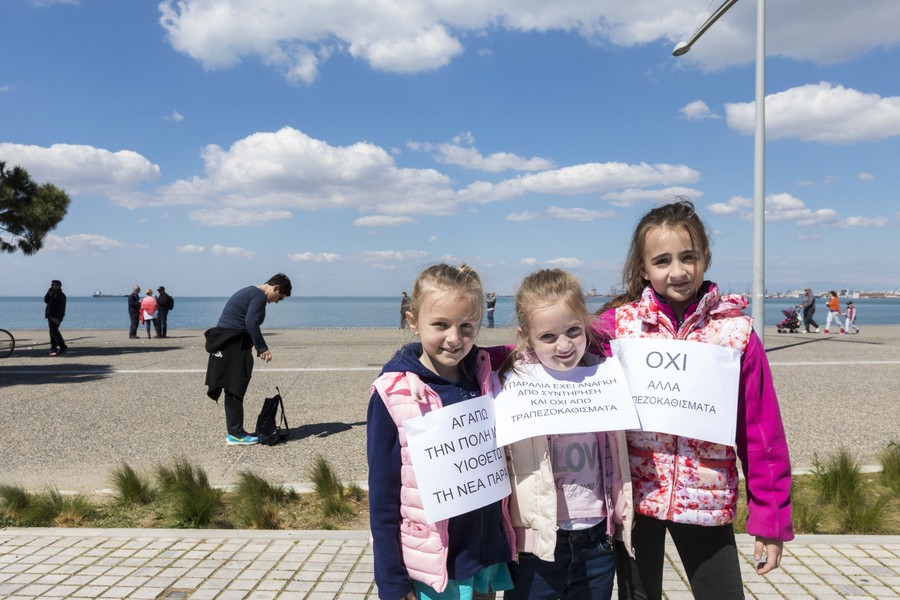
[
  {"left": 410, "top": 132, "right": 555, "bottom": 173},
  {"left": 288, "top": 252, "right": 342, "bottom": 262},
  {"left": 707, "top": 196, "right": 754, "bottom": 216},
  {"left": 0, "top": 143, "right": 160, "bottom": 193},
  {"left": 726, "top": 83, "right": 900, "bottom": 144},
  {"left": 164, "top": 111, "right": 185, "bottom": 122},
  {"left": 460, "top": 162, "right": 700, "bottom": 204},
  {"left": 43, "top": 233, "right": 130, "bottom": 254},
  {"left": 211, "top": 244, "right": 256, "bottom": 259},
  {"left": 353, "top": 215, "right": 415, "bottom": 227},
  {"left": 603, "top": 187, "right": 703, "bottom": 207},
  {"left": 156, "top": 127, "right": 457, "bottom": 217},
  {"left": 362, "top": 250, "right": 427, "bottom": 263},
  {"left": 506, "top": 211, "right": 538, "bottom": 222},
  {"left": 518, "top": 257, "right": 582, "bottom": 269},
  {"left": 679, "top": 100, "right": 719, "bottom": 121},
  {"left": 836, "top": 216, "right": 888, "bottom": 228},
  {"left": 544, "top": 257, "right": 583, "bottom": 269},
  {"left": 546, "top": 206, "right": 614, "bottom": 221},
  {"left": 158, "top": 2, "right": 900, "bottom": 80},
  {"left": 176, "top": 244, "right": 205, "bottom": 254},
  {"left": 0, "top": 84, "right": 9, "bottom": 93},
  {"left": 711, "top": 193, "right": 841, "bottom": 226},
  {"left": 189, "top": 208, "right": 292, "bottom": 227},
  {"left": 858, "top": 172, "right": 875, "bottom": 182}
]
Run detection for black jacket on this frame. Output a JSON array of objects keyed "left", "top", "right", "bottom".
[
  {"left": 204, "top": 328, "right": 254, "bottom": 400},
  {"left": 44, "top": 290, "right": 67, "bottom": 321},
  {"left": 128, "top": 292, "right": 141, "bottom": 315},
  {"left": 158, "top": 291, "right": 174, "bottom": 310}
]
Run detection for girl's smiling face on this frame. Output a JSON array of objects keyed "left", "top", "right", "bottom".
[
  {"left": 640, "top": 225, "right": 706, "bottom": 319},
  {"left": 409, "top": 289, "right": 480, "bottom": 381},
  {"left": 524, "top": 301, "right": 587, "bottom": 372}
]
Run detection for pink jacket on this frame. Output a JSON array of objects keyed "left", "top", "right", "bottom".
[
  {"left": 140, "top": 295, "right": 158, "bottom": 319},
  {"left": 371, "top": 350, "right": 516, "bottom": 593},
  {"left": 596, "top": 283, "right": 794, "bottom": 541}
]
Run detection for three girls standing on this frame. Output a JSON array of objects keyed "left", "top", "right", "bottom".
[{"left": 368, "top": 199, "right": 793, "bottom": 600}]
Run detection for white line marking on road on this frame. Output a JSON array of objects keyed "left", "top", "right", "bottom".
[{"left": 769, "top": 361, "right": 900, "bottom": 366}]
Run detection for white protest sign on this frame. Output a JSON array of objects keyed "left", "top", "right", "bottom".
[
  {"left": 610, "top": 338, "right": 741, "bottom": 445},
  {"left": 404, "top": 394, "right": 510, "bottom": 524},
  {"left": 493, "top": 360, "right": 640, "bottom": 447}
]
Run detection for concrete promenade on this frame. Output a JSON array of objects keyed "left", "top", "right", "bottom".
[{"left": 1, "top": 325, "right": 899, "bottom": 598}]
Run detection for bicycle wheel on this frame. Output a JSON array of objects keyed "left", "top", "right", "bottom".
[{"left": 0, "top": 329, "right": 14, "bottom": 358}]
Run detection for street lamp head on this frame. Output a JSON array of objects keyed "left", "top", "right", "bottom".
[{"left": 672, "top": 41, "right": 690, "bottom": 56}]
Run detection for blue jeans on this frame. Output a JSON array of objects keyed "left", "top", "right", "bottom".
[{"left": 506, "top": 521, "right": 615, "bottom": 600}]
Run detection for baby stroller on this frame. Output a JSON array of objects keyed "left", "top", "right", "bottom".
[{"left": 777, "top": 307, "right": 801, "bottom": 333}]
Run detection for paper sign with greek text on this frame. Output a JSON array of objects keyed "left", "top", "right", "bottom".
[
  {"left": 404, "top": 394, "right": 511, "bottom": 524},
  {"left": 610, "top": 338, "right": 741, "bottom": 445},
  {"left": 493, "top": 360, "right": 640, "bottom": 447}
]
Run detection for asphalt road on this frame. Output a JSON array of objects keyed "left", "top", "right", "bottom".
[{"left": 1, "top": 325, "right": 897, "bottom": 495}]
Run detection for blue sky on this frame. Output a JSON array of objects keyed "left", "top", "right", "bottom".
[{"left": 2, "top": 0, "right": 899, "bottom": 298}]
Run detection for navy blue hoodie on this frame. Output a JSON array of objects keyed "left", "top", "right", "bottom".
[{"left": 367, "top": 343, "right": 511, "bottom": 599}]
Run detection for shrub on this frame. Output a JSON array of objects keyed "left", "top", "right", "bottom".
[
  {"left": 310, "top": 455, "right": 344, "bottom": 499},
  {"left": 110, "top": 463, "right": 154, "bottom": 506},
  {"left": 0, "top": 484, "right": 32, "bottom": 520},
  {"left": 880, "top": 442, "right": 900, "bottom": 494},
  {"left": 791, "top": 495, "right": 824, "bottom": 534},
  {"left": 811, "top": 448, "right": 863, "bottom": 506},
  {"left": 154, "top": 458, "right": 220, "bottom": 528},
  {"left": 234, "top": 471, "right": 296, "bottom": 529},
  {"left": 841, "top": 494, "right": 889, "bottom": 534}
]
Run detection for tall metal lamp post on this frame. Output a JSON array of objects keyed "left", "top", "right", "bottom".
[{"left": 673, "top": 0, "right": 766, "bottom": 342}]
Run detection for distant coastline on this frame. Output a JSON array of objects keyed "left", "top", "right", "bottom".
[
  {"left": 1, "top": 295, "right": 898, "bottom": 330},
  {"left": 91, "top": 290, "right": 127, "bottom": 298}
]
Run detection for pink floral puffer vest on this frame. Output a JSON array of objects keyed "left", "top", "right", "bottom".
[
  {"left": 371, "top": 350, "right": 515, "bottom": 592},
  {"left": 614, "top": 284, "right": 752, "bottom": 526}
]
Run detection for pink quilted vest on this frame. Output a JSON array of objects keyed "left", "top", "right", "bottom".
[
  {"left": 371, "top": 350, "right": 515, "bottom": 592},
  {"left": 614, "top": 285, "right": 752, "bottom": 526}
]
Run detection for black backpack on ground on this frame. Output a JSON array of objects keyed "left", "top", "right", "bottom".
[{"left": 255, "top": 386, "right": 289, "bottom": 445}]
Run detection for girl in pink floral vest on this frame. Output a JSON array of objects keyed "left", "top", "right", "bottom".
[{"left": 595, "top": 199, "right": 793, "bottom": 600}]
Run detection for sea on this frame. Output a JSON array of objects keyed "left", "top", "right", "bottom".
[{"left": 1, "top": 295, "right": 898, "bottom": 330}]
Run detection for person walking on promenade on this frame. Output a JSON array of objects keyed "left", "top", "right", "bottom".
[
  {"left": 44, "top": 279, "right": 67, "bottom": 356},
  {"left": 140, "top": 289, "right": 158, "bottom": 339},
  {"left": 368, "top": 264, "right": 514, "bottom": 600},
  {"left": 485, "top": 290, "right": 497, "bottom": 328},
  {"left": 800, "top": 287, "right": 819, "bottom": 333},
  {"left": 823, "top": 290, "right": 845, "bottom": 334},
  {"left": 399, "top": 291, "right": 411, "bottom": 329},
  {"left": 156, "top": 286, "right": 174, "bottom": 337},
  {"left": 205, "top": 273, "right": 292, "bottom": 446},
  {"left": 844, "top": 300, "right": 860, "bottom": 334},
  {"left": 128, "top": 285, "right": 141, "bottom": 338},
  {"left": 596, "top": 199, "right": 793, "bottom": 599}
]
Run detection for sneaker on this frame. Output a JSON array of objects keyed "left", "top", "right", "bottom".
[
  {"left": 815, "top": 327, "right": 820, "bottom": 333},
  {"left": 823, "top": 329, "right": 829, "bottom": 334},
  {"left": 840, "top": 329, "right": 845, "bottom": 334},
  {"left": 226, "top": 433, "right": 259, "bottom": 446}
]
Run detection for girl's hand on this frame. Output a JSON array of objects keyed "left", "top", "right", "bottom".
[
  {"left": 754, "top": 537, "right": 783, "bottom": 575},
  {"left": 402, "top": 592, "right": 417, "bottom": 600}
]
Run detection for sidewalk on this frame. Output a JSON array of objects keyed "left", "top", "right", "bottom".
[{"left": 1, "top": 528, "right": 898, "bottom": 599}]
